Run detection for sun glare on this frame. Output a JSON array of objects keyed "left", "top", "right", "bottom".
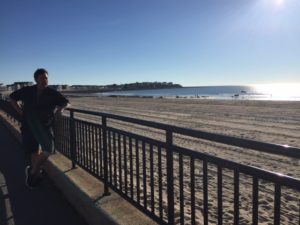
[
  {"left": 262, "top": 0, "right": 286, "bottom": 9},
  {"left": 275, "top": 0, "right": 285, "bottom": 7},
  {"left": 255, "top": 83, "right": 300, "bottom": 100}
]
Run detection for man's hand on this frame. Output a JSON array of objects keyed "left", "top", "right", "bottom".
[
  {"left": 55, "top": 103, "right": 70, "bottom": 118},
  {"left": 9, "top": 98, "right": 23, "bottom": 116},
  {"left": 54, "top": 110, "right": 63, "bottom": 118}
]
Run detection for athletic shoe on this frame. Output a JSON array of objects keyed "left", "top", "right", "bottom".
[{"left": 39, "top": 168, "right": 47, "bottom": 177}]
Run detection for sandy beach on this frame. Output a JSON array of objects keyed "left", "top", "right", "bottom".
[
  {"left": 68, "top": 97, "right": 300, "bottom": 174},
  {"left": 65, "top": 96, "right": 300, "bottom": 225}
]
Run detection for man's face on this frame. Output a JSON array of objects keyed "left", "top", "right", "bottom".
[{"left": 36, "top": 73, "right": 48, "bottom": 89}]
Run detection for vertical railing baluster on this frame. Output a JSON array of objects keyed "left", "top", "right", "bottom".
[
  {"left": 65, "top": 117, "right": 68, "bottom": 155},
  {"left": 84, "top": 123, "right": 88, "bottom": 168},
  {"left": 166, "top": 130, "right": 174, "bottom": 224},
  {"left": 69, "top": 110, "right": 76, "bottom": 169},
  {"left": 118, "top": 133, "right": 122, "bottom": 191},
  {"left": 91, "top": 125, "right": 95, "bottom": 174},
  {"left": 88, "top": 125, "right": 92, "bottom": 171},
  {"left": 252, "top": 177, "right": 259, "bottom": 225},
  {"left": 190, "top": 158, "right": 195, "bottom": 225},
  {"left": 218, "top": 165, "right": 223, "bottom": 225},
  {"left": 99, "top": 127, "right": 103, "bottom": 178},
  {"left": 203, "top": 160, "right": 208, "bottom": 225},
  {"left": 74, "top": 121, "right": 78, "bottom": 163},
  {"left": 68, "top": 118, "right": 71, "bottom": 156},
  {"left": 77, "top": 122, "right": 81, "bottom": 165},
  {"left": 234, "top": 170, "right": 240, "bottom": 225},
  {"left": 274, "top": 183, "right": 281, "bottom": 225},
  {"left": 101, "top": 116, "right": 110, "bottom": 196},
  {"left": 150, "top": 144, "right": 154, "bottom": 213},
  {"left": 108, "top": 130, "right": 112, "bottom": 184},
  {"left": 64, "top": 117, "right": 67, "bottom": 155},
  {"left": 54, "top": 117, "right": 59, "bottom": 151},
  {"left": 158, "top": 146, "right": 163, "bottom": 220},
  {"left": 62, "top": 117, "right": 66, "bottom": 154},
  {"left": 142, "top": 141, "right": 147, "bottom": 209},
  {"left": 129, "top": 137, "right": 134, "bottom": 198},
  {"left": 298, "top": 199, "right": 300, "bottom": 225},
  {"left": 136, "top": 139, "right": 140, "bottom": 204},
  {"left": 95, "top": 126, "right": 99, "bottom": 177},
  {"left": 124, "top": 135, "right": 128, "bottom": 195},
  {"left": 113, "top": 132, "right": 117, "bottom": 186},
  {"left": 179, "top": 154, "right": 184, "bottom": 225},
  {"left": 80, "top": 122, "right": 84, "bottom": 167}
]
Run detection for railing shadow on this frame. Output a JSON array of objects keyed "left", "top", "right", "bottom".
[{"left": 0, "top": 117, "right": 87, "bottom": 225}]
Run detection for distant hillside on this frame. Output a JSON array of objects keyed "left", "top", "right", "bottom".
[
  {"left": 63, "top": 82, "right": 182, "bottom": 93},
  {"left": 107, "top": 82, "right": 182, "bottom": 91}
]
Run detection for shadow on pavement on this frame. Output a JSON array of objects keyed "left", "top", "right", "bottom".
[{"left": 0, "top": 120, "right": 87, "bottom": 225}]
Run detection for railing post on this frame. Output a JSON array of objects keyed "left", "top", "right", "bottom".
[
  {"left": 166, "top": 129, "right": 174, "bottom": 224},
  {"left": 102, "top": 116, "right": 110, "bottom": 196},
  {"left": 69, "top": 110, "right": 76, "bottom": 169}
]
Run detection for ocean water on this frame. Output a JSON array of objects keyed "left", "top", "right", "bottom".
[{"left": 96, "top": 84, "right": 300, "bottom": 101}]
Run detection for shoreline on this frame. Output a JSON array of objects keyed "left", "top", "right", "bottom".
[{"left": 64, "top": 93, "right": 300, "bottom": 102}]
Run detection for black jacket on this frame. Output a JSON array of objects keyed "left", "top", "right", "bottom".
[{"left": 10, "top": 85, "right": 69, "bottom": 127}]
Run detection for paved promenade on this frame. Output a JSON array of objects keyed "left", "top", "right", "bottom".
[{"left": 0, "top": 120, "right": 88, "bottom": 225}]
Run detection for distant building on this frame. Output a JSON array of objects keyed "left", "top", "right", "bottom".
[
  {"left": 11, "top": 82, "right": 34, "bottom": 91},
  {"left": 48, "top": 85, "right": 69, "bottom": 91},
  {"left": 0, "top": 83, "right": 6, "bottom": 91},
  {"left": 48, "top": 85, "right": 62, "bottom": 91}
]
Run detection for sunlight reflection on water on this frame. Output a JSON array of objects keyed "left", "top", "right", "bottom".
[{"left": 97, "top": 84, "right": 300, "bottom": 101}]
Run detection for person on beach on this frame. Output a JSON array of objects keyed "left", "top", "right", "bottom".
[{"left": 9, "top": 68, "right": 69, "bottom": 188}]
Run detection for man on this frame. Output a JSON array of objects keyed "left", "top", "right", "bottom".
[{"left": 9, "top": 68, "right": 69, "bottom": 188}]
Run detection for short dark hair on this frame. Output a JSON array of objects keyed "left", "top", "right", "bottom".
[{"left": 34, "top": 68, "right": 48, "bottom": 80}]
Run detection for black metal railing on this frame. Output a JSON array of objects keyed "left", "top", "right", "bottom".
[
  {"left": 1, "top": 100, "right": 300, "bottom": 225},
  {"left": 0, "top": 99, "right": 21, "bottom": 124}
]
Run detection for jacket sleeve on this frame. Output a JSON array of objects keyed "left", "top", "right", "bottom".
[
  {"left": 55, "top": 91, "right": 69, "bottom": 107},
  {"left": 9, "top": 87, "right": 25, "bottom": 101}
]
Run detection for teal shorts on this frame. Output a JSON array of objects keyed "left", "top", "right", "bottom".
[{"left": 24, "top": 112, "right": 55, "bottom": 154}]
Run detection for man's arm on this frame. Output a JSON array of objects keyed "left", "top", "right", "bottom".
[
  {"left": 9, "top": 98, "right": 23, "bottom": 116},
  {"left": 9, "top": 86, "right": 26, "bottom": 116},
  {"left": 53, "top": 89, "right": 70, "bottom": 117},
  {"left": 54, "top": 102, "right": 70, "bottom": 117}
]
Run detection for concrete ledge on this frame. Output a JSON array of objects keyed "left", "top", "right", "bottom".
[{"left": 0, "top": 113, "right": 157, "bottom": 225}]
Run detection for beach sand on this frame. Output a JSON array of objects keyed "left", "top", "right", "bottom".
[{"left": 67, "top": 96, "right": 300, "bottom": 224}]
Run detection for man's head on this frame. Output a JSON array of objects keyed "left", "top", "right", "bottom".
[{"left": 34, "top": 68, "right": 48, "bottom": 89}]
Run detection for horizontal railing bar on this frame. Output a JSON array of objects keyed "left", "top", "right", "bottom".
[
  {"left": 172, "top": 145, "right": 300, "bottom": 190},
  {"left": 172, "top": 126, "right": 300, "bottom": 159},
  {"left": 67, "top": 108, "right": 300, "bottom": 159},
  {"left": 107, "top": 126, "right": 167, "bottom": 149},
  {"left": 73, "top": 118, "right": 100, "bottom": 127}
]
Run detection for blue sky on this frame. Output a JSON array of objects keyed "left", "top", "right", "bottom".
[{"left": 1, "top": 0, "right": 300, "bottom": 86}]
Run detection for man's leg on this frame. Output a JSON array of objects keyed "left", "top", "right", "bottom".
[
  {"left": 22, "top": 127, "right": 42, "bottom": 188},
  {"left": 30, "top": 126, "right": 54, "bottom": 177},
  {"left": 21, "top": 126, "right": 39, "bottom": 163}
]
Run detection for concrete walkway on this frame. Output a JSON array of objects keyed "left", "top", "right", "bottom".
[{"left": 0, "top": 120, "right": 88, "bottom": 225}]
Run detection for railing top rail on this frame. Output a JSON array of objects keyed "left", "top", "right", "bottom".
[
  {"left": 173, "top": 145, "right": 300, "bottom": 190},
  {"left": 67, "top": 107, "right": 300, "bottom": 159}
]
